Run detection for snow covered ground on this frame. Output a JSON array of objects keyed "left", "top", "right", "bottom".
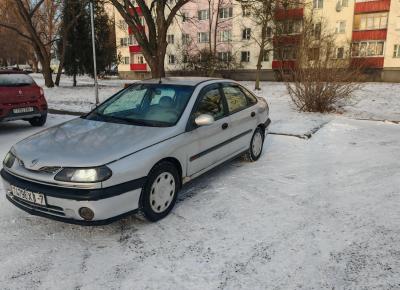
[{"left": 0, "top": 75, "right": 399, "bottom": 289}]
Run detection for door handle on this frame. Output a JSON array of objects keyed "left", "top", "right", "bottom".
[
  {"left": 222, "top": 123, "right": 228, "bottom": 130},
  {"left": 251, "top": 112, "right": 256, "bottom": 117}
]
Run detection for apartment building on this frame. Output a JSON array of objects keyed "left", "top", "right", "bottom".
[{"left": 114, "top": 0, "right": 400, "bottom": 81}]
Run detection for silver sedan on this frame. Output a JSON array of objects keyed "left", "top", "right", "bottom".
[{"left": 1, "top": 77, "right": 270, "bottom": 224}]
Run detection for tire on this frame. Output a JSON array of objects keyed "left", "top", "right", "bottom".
[
  {"left": 140, "top": 161, "right": 181, "bottom": 222},
  {"left": 29, "top": 113, "right": 47, "bottom": 127},
  {"left": 244, "top": 127, "right": 265, "bottom": 162}
]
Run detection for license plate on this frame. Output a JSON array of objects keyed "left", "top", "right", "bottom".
[
  {"left": 10, "top": 185, "right": 46, "bottom": 206},
  {"left": 13, "top": 107, "right": 34, "bottom": 114}
]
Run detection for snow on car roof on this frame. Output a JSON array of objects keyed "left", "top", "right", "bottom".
[{"left": 140, "top": 77, "right": 228, "bottom": 86}]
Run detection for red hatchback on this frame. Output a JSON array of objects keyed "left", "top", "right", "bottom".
[{"left": 0, "top": 71, "right": 47, "bottom": 126}]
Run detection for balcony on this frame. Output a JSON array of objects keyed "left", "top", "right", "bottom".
[
  {"left": 128, "top": 6, "right": 142, "bottom": 16},
  {"left": 130, "top": 63, "right": 147, "bottom": 71},
  {"left": 128, "top": 25, "right": 145, "bottom": 35},
  {"left": 272, "top": 60, "right": 296, "bottom": 70},
  {"left": 274, "top": 7, "right": 304, "bottom": 21},
  {"left": 352, "top": 29, "right": 387, "bottom": 41},
  {"left": 273, "top": 35, "right": 301, "bottom": 46},
  {"left": 351, "top": 57, "right": 384, "bottom": 68},
  {"left": 354, "top": 0, "right": 390, "bottom": 13},
  {"left": 129, "top": 45, "right": 142, "bottom": 53}
]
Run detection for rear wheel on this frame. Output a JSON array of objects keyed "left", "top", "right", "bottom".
[
  {"left": 244, "top": 127, "right": 265, "bottom": 162},
  {"left": 140, "top": 162, "right": 180, "bottom": 222},
  {"left": 29, "top": 113, "right": 47, "bottom": 127}
]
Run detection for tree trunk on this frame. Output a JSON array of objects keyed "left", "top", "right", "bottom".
[
  {"left": 255, "top": 49, "right": 263, "bottom": 91},
  {"left": 41, "top": 59, "right": 54, "bottom": 88},
  {"left": 55, "top": 40, "right": 67, "bottom": 86},
  {"left": 73, "top": 73, "right": 77, "bottom": 87},
  {"left": 255, "top": 26, "right": 267, "bottom": 91}
]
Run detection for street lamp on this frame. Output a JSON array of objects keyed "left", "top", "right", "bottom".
[{"left": 89, "top": 0, "right": 99, "bottom": 105}]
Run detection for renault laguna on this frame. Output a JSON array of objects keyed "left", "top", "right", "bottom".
[{"left": 1, "top": 77, "right": 270, "bottom": 224}]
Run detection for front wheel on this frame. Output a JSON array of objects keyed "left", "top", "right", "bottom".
[
  {"left": 140, "top": 162, "right": 180, "bottom": 222},
  {"left": 29, "top": 113, "right": 47, "bottom": 127},
  {"left": 244, "top": 127, "right": 265, "bottom": 162}
]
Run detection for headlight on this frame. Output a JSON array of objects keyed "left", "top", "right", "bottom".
[
  {"left": 3, "top": 151, "right": 16, "bottom": 168},
  {"left": 54, "top": 166, "right": 112, "bottom": 183}
]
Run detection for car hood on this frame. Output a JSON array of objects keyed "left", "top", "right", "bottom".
[{"left": 13, "top": 117, "right": 181, "bottom": 169}]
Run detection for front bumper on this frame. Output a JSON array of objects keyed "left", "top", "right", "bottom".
[{"left": 1, "top": 169, "right": 145, "bottom": 225}]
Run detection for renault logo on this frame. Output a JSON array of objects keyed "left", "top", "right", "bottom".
[{"left": 18, "top": 90, "right": 23, "bottom": 96}]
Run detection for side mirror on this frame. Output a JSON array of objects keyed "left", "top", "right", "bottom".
[{"left": 194, "top": 114, "right": 214, "bottom": 127}]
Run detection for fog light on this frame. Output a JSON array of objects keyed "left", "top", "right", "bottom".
[{"left": 79, "top": 207, "right": 94, "bottom": 221}]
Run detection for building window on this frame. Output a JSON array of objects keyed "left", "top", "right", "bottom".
[
  {"left": 337, "top": 0, "right": 348, "bottom": 7},
  {"left": 119, "top": 20, "right": 128, "bottom": 30},
  {"left": 393, "top": 45, "right": 400, "bottom": 58},
  {"left": 123, "top": 56, "right": 130, "bottom": 64},
  {"left": 219, "top": 7, "right": 233, "bottom": 19},
  {"left": 353, "top": 13, "right": 388, "bottom": 31},
  {"left": 182, "top": 54, "right": 189, "bottom": 63},
  {"left": 137, "top": 55, "right": 144, "bottom": 64},
  {"left": 266, "top": 27, "right": 273, "bottom": 38},
  {"left": 242, "top": 28, "right": 251, "bottom": 40},
  {"left": 168, "top": 55, "right": 176, "bottom": 64},
  {"left": 241, "top": 51, "right": 250, "bottom": 62},
  {"left": 242, "top": 5, "right": 251, "bottom": 17},
  {"left": 335, "top": 21, "right": 346, "bottom": 34},
  {"left": 182, "top": 33, "right": 190, "bottom": 45},
  {"left": 198, "top": 32, "right": 210, "bottom": 43},
  {"left": 275, "top": 46, "right": 297, "bottom": 60},
  {"left": 335, "top": 47, "right": 345, "bottom": 59},
  {"left": 219, "top": 30, "right": 232, "bottom": 42},
  {"left": 218, "top": 51, "right": 232, "bottom": 62},
  {"left": 262, "top": 50, "right": 269, "bottom": 62},
  {"left": 308, "top": 47, "right": 320, "bottom": 61},
  {"left": 167, "top": 34, "right": 174, "bottom": 44},
  {"left": 277, "top": 20, "right": 302, "bottom": 35},
  {"left": 313, "top": 23, "right": 321, "bottom": 38},
  {"left": 198, "top": 10, "right": 209, "bottom": 20},
  {"left": 313, "top": 0, "right": 323, "bottom": 9},
  {"left": 182, "top": 12, "right": 189, "bottom": 22},
  {"left": 352, "top": 41, "right": 384, "bottom": 57}
]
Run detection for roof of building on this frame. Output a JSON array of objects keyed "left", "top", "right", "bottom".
[{"left": 140, "top": 77, "right": 225, "bottom": 86}]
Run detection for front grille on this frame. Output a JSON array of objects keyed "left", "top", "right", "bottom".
[{"left": 38, "top": 166, "right": 62, "bottom": 174}]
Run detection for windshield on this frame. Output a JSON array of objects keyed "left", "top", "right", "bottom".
[
  {"left": 86, "top": 83, "right": 195, "bottom": 127},
  {"left": 0, "top": 74, "right": 35, "bottom": 86}
]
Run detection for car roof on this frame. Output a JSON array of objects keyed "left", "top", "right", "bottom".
[{"left": 139, "top": 77, "right": 230, "bottom": 86}]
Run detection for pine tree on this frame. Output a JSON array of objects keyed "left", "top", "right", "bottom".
[
  {"left": 61, "top": 0, "right": 116, "bottom": 86},
  {"left": 62, "top": 0, "right": 91, "bottom": 86},
  {"left": 85, "top": 0, "right": 117, "bottom": 77}
]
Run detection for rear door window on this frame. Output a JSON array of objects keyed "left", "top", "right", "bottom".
[{"left": 222, "top": 85, "right": 249, "bottom": 114}]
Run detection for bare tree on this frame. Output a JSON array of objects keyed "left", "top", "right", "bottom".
[
  {"left": 172, "top": 0, "right": 241, "bottom": 76},
  {"left": 282, "top": 17, "right": 364, "bottom": 113},
  {"left": 0, "top": 0, "right": 60, "bottom": 87},
  {"left": 109, "top": 0, "right": 192, "bottom": 78},
  {"left": 237, "top": 0, "right": 301, "bottom": 90}
]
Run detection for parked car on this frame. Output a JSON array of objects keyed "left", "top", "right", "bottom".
[
  {"left": 0, "top": 71, "right": 47, "bottom": 126},
  {"left": 1, "top": 77, "right": 270, "bottom": 225}
]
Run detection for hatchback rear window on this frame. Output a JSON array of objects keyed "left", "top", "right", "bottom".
[{"left": 0, "top": 74, "right": 35, "bottom": 86}]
